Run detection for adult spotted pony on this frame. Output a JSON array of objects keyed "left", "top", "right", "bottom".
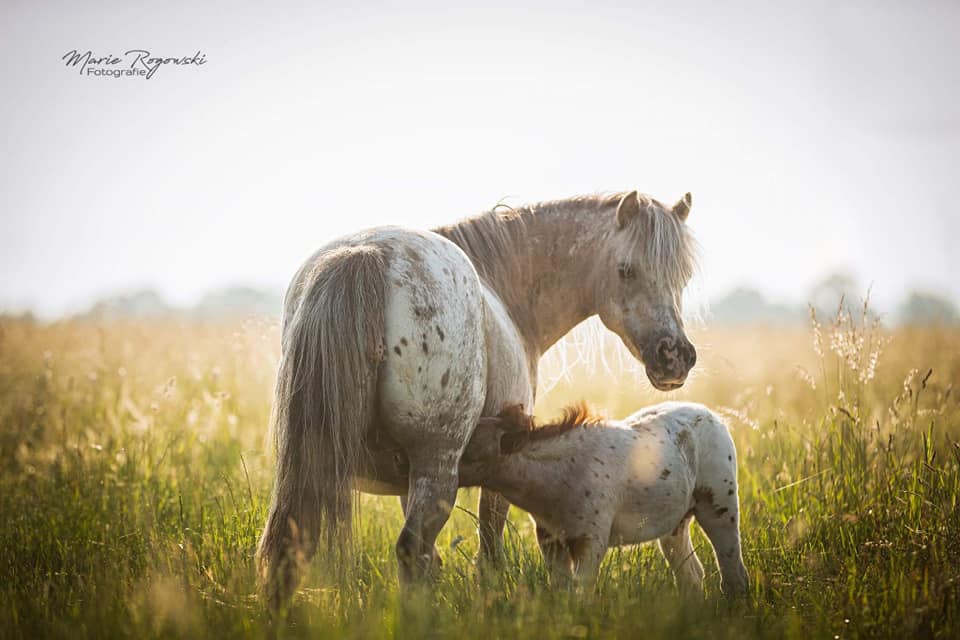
[{"left": 257, "top": 190, "right": 699, "bottom": 607}]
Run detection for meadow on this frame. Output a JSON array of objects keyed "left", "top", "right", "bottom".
[{"left": 1, "top": 306, "right": 958, "bottom": 639}]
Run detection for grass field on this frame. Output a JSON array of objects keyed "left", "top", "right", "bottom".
[{"left": 1, "top": 307, "right": 958, "bottom": 639}]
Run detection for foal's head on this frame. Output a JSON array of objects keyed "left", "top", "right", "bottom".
[
  {"left": 461, "top": 403, "right": 606, "bottom": 465},
  {"left": 596, "top": 191, "right": 698, "bottom": 391}
]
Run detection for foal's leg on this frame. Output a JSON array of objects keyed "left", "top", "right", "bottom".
[
  {"left": 693, "top": 508, "right": 748, "bottom": 596},
  {"left": 568, "top": 532, "right": 608, "bottom": 589},
  {"left": 658, "top": 515, "right": 706, "bottom": 594},
  {"left": 693, "top": 488, "right": 749, "bottom": 596},
  {"left": 396, "top": 452, "right": 460, "bottom": 584},
  {"left": 535, "top": 524, "right": 573, "bottom": 583}
]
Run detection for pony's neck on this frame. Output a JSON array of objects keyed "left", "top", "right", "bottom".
[{"left": 436, "top": 196, "right": 616, "bottom": 356}]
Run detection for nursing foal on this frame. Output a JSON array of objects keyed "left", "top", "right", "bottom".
[{"left": 461, "top": 402, "right": 750, "bottom": 596}]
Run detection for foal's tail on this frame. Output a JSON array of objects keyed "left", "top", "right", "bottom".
[{"left": 256, "top": 244, "right": 388, "bottom": 609}]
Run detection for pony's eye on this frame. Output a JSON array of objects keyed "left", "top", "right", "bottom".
[{"left": 617, "top": 263, "right": 635, "bottom": 280}]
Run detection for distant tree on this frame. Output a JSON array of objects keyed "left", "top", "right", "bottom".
[
  {"left": 896, "top": 290, "right": 959, "bottom": 326},
  {"left": 79, "top": 289, "right": 176, "bottom": 321},
  {"left": 710, "top": 286, "right": 805, "bottom": 326},
  {"left": 194, "top": 286, "right": 283, "bottom": 319},
  {"left": 809, "top": 271, "right": 860, "bottom": 318}
]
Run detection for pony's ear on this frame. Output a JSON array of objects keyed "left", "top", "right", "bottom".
[
  {"left": 672, "top": 192, "right": 692, "bottom": 222},
  {"left": 616, "top": 191, "right": 642, "bottom": 229}
]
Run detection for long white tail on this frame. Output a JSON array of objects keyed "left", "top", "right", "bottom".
[{"left": 256, "top": 244, "right": 388, "bottom": 608}]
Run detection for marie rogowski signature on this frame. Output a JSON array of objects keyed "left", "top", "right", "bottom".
[{"left": 62, "top": 50, "right": 207, "bottom": 79}]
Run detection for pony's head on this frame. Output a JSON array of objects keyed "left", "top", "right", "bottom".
[{"left": 596, "top": 191, "right": 698, "bottom": 391}]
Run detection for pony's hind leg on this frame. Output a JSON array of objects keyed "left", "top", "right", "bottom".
[
  {"left": 658, "top": 515, "right": 705, "bottom": 594},
  {"left": 395, "top": 453, "right": 460, "bottom": 584}
]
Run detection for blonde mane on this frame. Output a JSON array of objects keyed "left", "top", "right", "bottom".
[{"left": 433, "top": 192, "right": 698, "bottom": 311}]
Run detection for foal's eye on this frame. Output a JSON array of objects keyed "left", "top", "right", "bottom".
[{"left": 617, "top": 263, "right": 635, "bottom": 280}]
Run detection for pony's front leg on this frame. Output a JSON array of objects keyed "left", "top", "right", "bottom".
[
  {"left": 478, "top": 489, "right": 510, "bottom": 562},
  {"left": 396, "top": 454, "right": 459, "bottom": 584},
  {"left": 658, "top": 515, "right": 706, "bottom": 594},
  {"left": 399, "top": 495, "right": 443, "bottom": 570}
]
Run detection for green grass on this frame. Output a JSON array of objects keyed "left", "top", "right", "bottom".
[{"left": 1, "top": 311, "right": 958, "bottom": 639}]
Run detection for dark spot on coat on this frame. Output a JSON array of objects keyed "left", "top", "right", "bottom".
[
  {"left": 422, "top": 341, "right": 429, "bottom": 354},
  {"left": 730, "top": 516, "right": 736, "bottom": 524},
  {"left": 728, "top": 455, "right": 732, "bottom": 461},
  {"left": 728, "top": 489, "right": 734, "bottom": 496},
  {"left": 693, "top": 487, "right": 715, "bottom": 504},
  {"left": 393, "top": 346, "right": 402, "bottom": 356},
  {"left": 441, "top": 369, "right": 450, "bottom": 388},
  {"left": 436, "top": 326, "right": 445, "bottom": 341},
  {"left": 716, "top": 507, "right": 729, "bottom": 516},
  {"left": 660, "top": 468, "right": 671, "bottom": 480},
  {"left": 585, "top": 490, "right": 591, "bottom": 497},
  {"left": 400, "top": 338, "right": 408, "bottom": 347}
]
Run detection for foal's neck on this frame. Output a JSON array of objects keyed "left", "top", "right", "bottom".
[
  {"left": 437, "top": 196, "right": 616, "bottom": 355},
  {"left": 481, "top": 448, "right": 565, "bottom": 508}
]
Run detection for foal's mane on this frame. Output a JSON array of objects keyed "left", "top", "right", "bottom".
[{"left": 499, "top": 402, "right": 608, "bottom": 453}]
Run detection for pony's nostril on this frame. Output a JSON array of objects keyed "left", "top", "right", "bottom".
[{"left": 656, "top": 338, "right": 674, "bottom": 367}]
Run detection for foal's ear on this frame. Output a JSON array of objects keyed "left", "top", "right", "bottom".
[
  {"left": 616, "top": 191, "right": 642, "bottom": 229},
  {"left": 672, "top": 192, "right": 693, "bottom": 222},
  {"left": 462, "top": 418, "right": 506, "bottom": 462},
  {"left": 497, "top": 404, "right": 534, "bottom": 431}
]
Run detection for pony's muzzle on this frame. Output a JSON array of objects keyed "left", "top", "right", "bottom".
[{"left": 644, "top": 335, "right": 696, "bottom": 390}]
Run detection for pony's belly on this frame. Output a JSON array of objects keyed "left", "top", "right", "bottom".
[
  {"left": 375, "top": 230, "right": 487, "bottom": 446},
  {"left": 353, "top": 477, "right": 406, "bottom": 495},
  {"left": 481, "top": 289, "right": 535, "bottom": 413}
]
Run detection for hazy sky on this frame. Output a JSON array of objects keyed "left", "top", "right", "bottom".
[{"left": 2, "top": 0, "right": 958, "bottom": 318}]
